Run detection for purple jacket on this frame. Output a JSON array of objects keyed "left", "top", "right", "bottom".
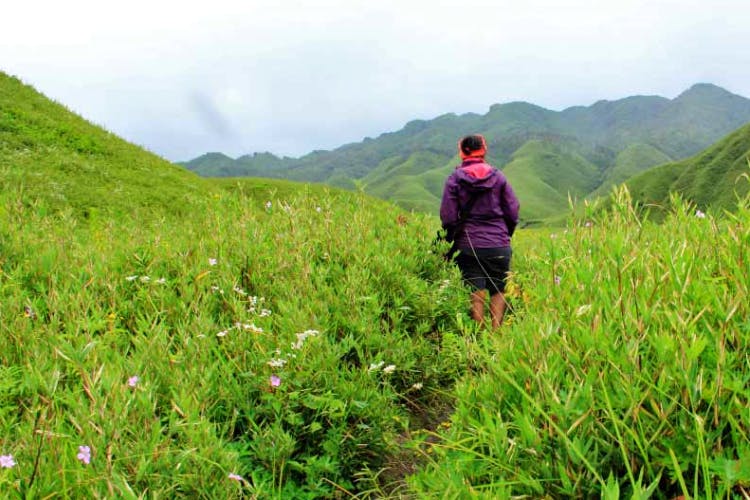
[{"left": 440, "top": 159, "right": 520, "bottom": 249}]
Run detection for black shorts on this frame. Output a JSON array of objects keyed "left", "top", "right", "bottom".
[{"left": 455, "top": 247, "right": 512, "bottom": 294}]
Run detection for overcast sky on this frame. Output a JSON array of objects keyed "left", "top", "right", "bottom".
[{"left": 2, "top": 0, "right": 750, "bottom": 161}]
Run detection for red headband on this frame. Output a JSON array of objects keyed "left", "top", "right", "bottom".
[{"left": 458, "top": 135, "right": 487, "bottom": 160}]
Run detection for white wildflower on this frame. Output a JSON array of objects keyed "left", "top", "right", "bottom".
[
  {"left": 268, "top": 358, "right": 286, "bottom": 368},
  {"left": 368, "top": 361, "right": 385, "bottom": 372},
  {"left": 291, "top": 330, "right": 319, "bottom": 350},
  {"left": 208, "top": 258, "right": 218, "bottom": 266},
  {"left": 125, "top": 275, "right": 138, "bottom": 281},
  {"left": 411, "top": 382, "right": 423, "bottom": 390},
  {"left": 156, "top": 278, "right": 167, "bottom": 284},
  {"left": 139, "top": 276, "right": 150, "bottom": 283},
  {"left": 240, "top": 323, "right": 263, "bottom": 333},
  {"left": 696, "top": 210, "right": 706, "bottom": 218},
  {"left": 383, "top": 365, "right": 396, "bottom": 374},
  {"left": 216, "top": 330, "right": 228, "bottom": 337}
]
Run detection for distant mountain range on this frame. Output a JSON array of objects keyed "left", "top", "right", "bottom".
[{"left": 182, "top": 83, "right": 750, "bottom": 221}]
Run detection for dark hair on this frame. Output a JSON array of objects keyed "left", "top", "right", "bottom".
[{"left": 460, "top": 135, "right": 485, "bottom": 155}]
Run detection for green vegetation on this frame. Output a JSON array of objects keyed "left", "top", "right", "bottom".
[
  {"left": 0, "top": 73, "right": 212, "bottom": 220},
  {"left": 0, "top": 176, "right": 469, "bottom": 497},
  {"left": 411, "top": 187, "right": 750, "bottom": 498},
  {"left": 592, "top": 143, "right": 673, "bottom": 197},
  {"left": 2, "top": 71, "right": 750, "bottom": 498},
  {"left": 502, "top": 140, "right": 601, "bottom": 222},
  {"left": 627, "top": 122, "right": 750, "bottom": 214}
]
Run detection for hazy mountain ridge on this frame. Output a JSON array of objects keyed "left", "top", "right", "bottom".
[{"left": 182, "top": 83, "right": 750, "bottom": 219}]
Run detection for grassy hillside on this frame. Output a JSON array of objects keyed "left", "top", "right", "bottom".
[
  {"left": 627, "top": 122, "right": 750, "bottom": 213},
  {"left": 2, "top": 73, "right": 750, "bottom": 498},
  {"left": 0, "top": 72, "right": 212, "bottom": 219},
  {"left": 0, "top": 73, "right": 470, "bottom": 497},
  {"left": 592, "top": 143, "right": 673, "bottom": 197},
  {"left": 0, "top": 177, "right": 469, "bottom": 498},
  {"left": 361, "top": 152, "right": 455, "bottom": 213},
  {"left": 502, "top": 140, "right": 601, "bottom": 221}
]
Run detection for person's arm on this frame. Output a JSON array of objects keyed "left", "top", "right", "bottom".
[
  {"left": 500, "top": 180, "right": 520, "bottom": 236},
  {"left": 440, "top": 175, "right": 459, "bottom": 229}
]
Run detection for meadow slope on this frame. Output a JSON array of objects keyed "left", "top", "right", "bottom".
[
  {"left": 626, "top": 122, "right": 750, "bottom": 214},
  {"left": 2, "top": 73, "right": 750, "bottom": 499},
  {"left": 0, "top": 72, "right": 212, "bottom": 219}
]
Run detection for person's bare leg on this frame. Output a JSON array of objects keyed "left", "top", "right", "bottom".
[
  {"left": 470, "top": 289, "right": 486, "bottom": 327},
  {"left": 490, "top": 292, "right": 507, "bottom": 329}
]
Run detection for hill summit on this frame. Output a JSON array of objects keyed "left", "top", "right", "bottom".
[{"left": 0, "top": 71, "right": 211, "bottom": 219}]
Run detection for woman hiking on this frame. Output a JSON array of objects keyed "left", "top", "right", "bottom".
[{"left": 440, "top": 134, "right": 520, "bottom": 329}]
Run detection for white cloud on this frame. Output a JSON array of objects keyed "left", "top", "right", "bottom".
[{"left": 2, "top": 0, "right": 750, "bottom": 160}]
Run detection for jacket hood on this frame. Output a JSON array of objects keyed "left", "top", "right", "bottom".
[{"left": 455, "top": 160, "right": 501, "bottom": 190}]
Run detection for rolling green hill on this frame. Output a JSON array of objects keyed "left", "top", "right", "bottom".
[
  {"left": 626, "top": 122, "right": 750, "bottom": 213},
  {"left": 0, "top": 72, "right": 213, "bottom": 219},
  {"left": 590, "top": 143, "right": 674, "bottom": 197},
  {"left": 502, "top": 140, "right": 602, "bottom": 221},
  {"left": 182, "top": 84, "right": 750, "bottom": 219}
]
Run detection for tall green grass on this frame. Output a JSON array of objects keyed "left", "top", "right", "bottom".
[
  {"left": 0, "top": 183, "right": 470, "bottom": 498},
  {"left": 409, "top": 184, "right": 750, "bottom": 498},
  {"left": 2, "top": 157, "right": 749, "bottom": 497}
]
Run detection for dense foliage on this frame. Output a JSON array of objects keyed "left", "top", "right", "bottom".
[
  {"left": 0, "top": 179, "right": 474, "bottom": 497},
  {"left": 410, "top": 187, "right": 750, "bottom": 498}
]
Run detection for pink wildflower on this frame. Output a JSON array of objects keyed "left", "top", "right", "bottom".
[
  {"left": 228, "top": 472, "right": 244, "bottom": 482},
  {"left": 127, "top": 375, "right": 139, "bottom": 388},
  {"left": 77, "top": 445, "right": 91, "bottom": 465},
  {"left": 0, "top": 454, "right": 16, "bottom": 468},
  {"left": 270, "top": 375, "right": 281, "bottom": 387}
]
